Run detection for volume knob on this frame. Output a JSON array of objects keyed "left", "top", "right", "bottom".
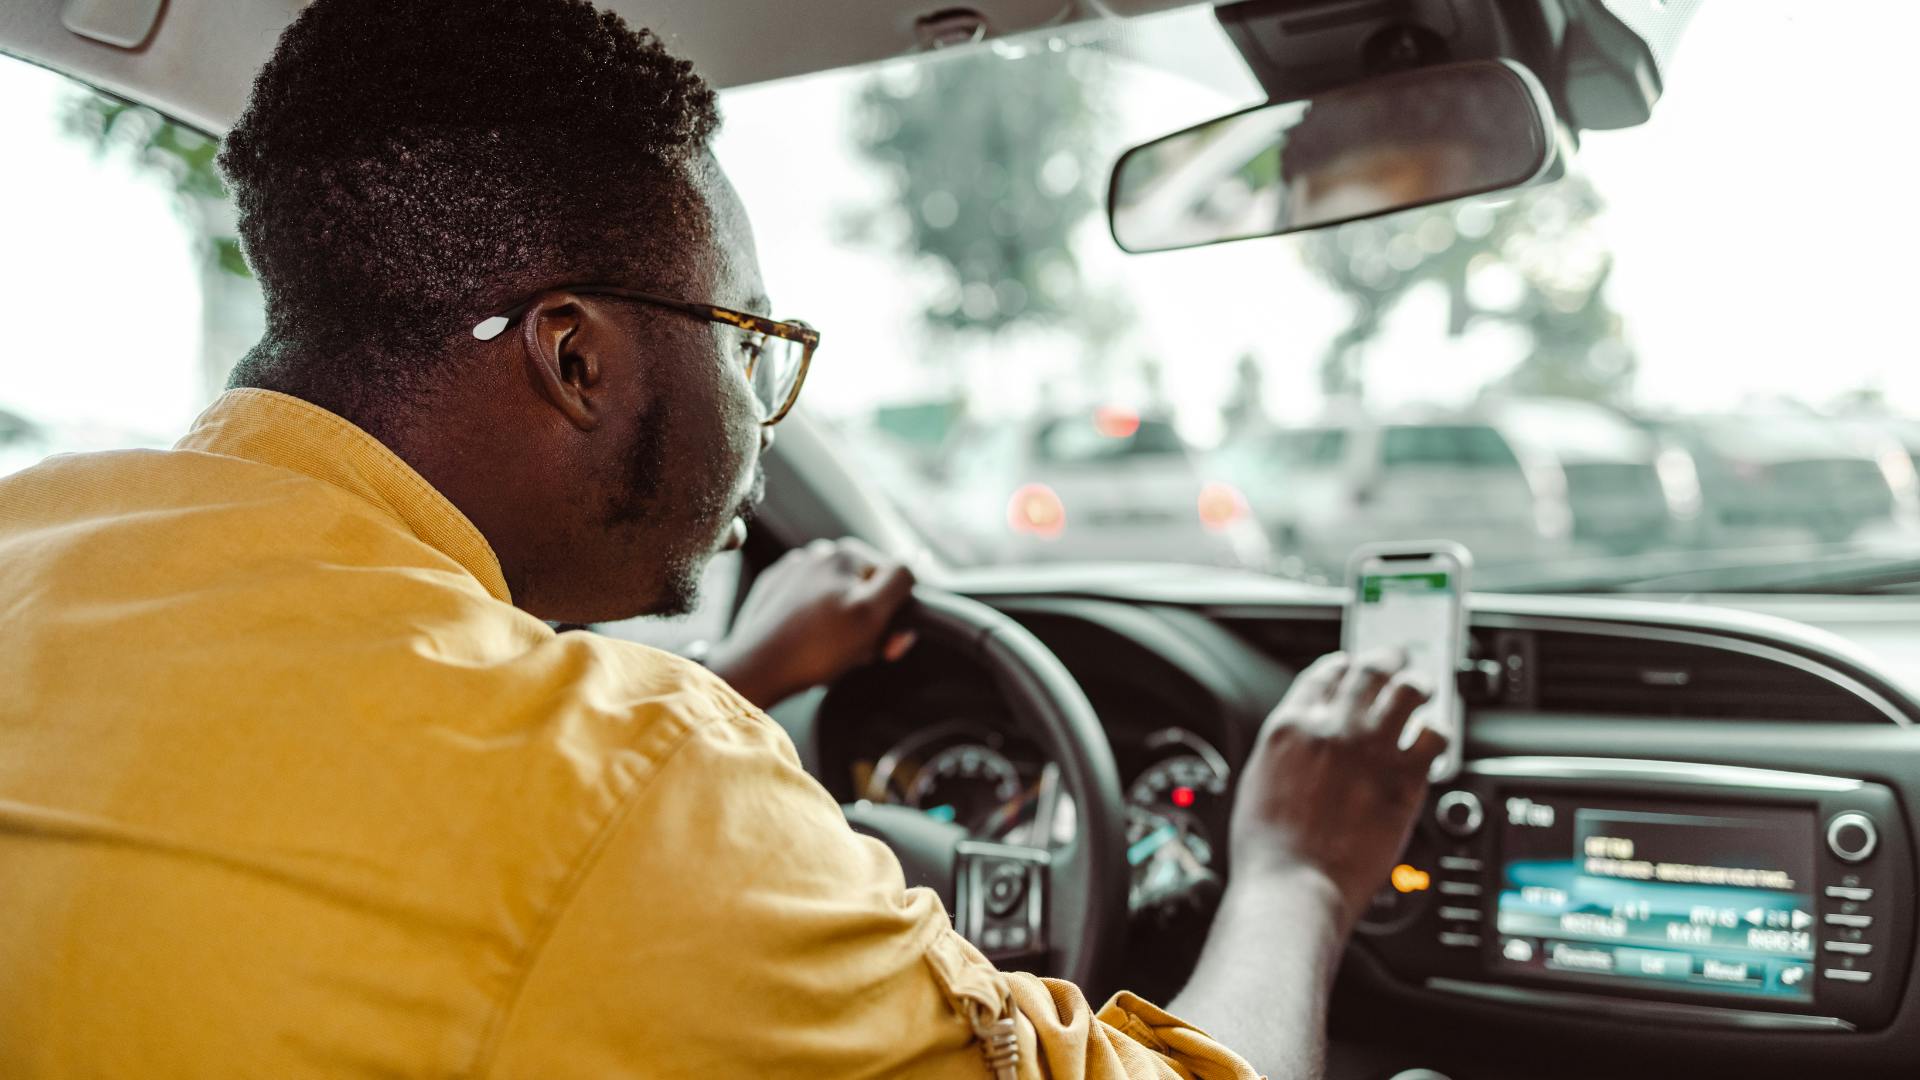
[
  {"left": 1435, "top": 791, "right": 1484, "bottom": 838},
  {"left": 1827, "top": 812, "right": 1878, "bottom": 863}
]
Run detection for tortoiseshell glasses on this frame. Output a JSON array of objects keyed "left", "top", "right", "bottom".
[{"left": 471, "top": 285, "right": 819, "bottom": 427}]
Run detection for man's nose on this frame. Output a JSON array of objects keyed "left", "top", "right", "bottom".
[{"left": 758, "top": 424, "right": 776, "bottom": 454}]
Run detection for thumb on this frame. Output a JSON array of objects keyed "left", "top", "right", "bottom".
[{"left": 883, "top": 629, "right": 918, "bottom": 663}]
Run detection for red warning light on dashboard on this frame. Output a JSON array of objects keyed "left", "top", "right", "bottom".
[
  {"left": 1171, "top": 786, "right": 1196, "bottom": 809},
  {"left": 1390, "top": 864, "right": 1432, "bottom": 894}
]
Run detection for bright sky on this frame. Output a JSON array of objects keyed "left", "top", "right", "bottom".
[
  {"left": 3, "top": 0, "right": 1917, "bottom": 449},
  {"left": 0, "top": 58, "right": 204, "bottom": 438},
  {"left": 715, "top": 0, "right": 1920, "bottom": 440}
]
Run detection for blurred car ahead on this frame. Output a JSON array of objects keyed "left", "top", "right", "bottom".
[
  {"left": 1651, "top": 413, "right": 1920, "bottom": 546},
  {"left": 941, "top": 407, "right": 1270, "bottom": 569},
  {"left": 1841, "top": 415, "right": 1920, "bottom": 487},
  {"left": 1489, "top": 397, "right": 1694, "bottom": 556},
  {"left": 1219, "top": 414, "right": 1566, "bottom": 576}
]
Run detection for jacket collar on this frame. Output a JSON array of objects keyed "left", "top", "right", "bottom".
[{"left": 177, "top": 388, "right": 512, "bottom": 603}]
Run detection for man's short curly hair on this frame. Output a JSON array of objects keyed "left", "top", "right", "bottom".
[{"left": 218, "top": 0, "right": 720, "bottom": 422}]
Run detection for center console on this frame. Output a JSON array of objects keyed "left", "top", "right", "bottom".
[{"left": 1357, "top": 757, "right": 1913, "bottom": 1032}]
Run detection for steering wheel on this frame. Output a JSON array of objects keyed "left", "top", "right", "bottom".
[{"left": 833, "top": 587, "right": 1129, "bottom": 993}]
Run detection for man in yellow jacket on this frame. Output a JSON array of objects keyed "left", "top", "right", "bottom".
[{"left": 0, "top": 0, "right": 1442, "bottom": 1075}]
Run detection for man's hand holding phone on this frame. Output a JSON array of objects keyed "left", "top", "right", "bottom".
[
  {"left": 1167, "top": 648, "right": 1449, "bottom": 1078},
  {"left": 1230, "top": 649, "right": 1448, "bottom": 932}
]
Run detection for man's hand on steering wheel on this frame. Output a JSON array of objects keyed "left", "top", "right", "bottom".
[{"left": 709, "top": 538, "right": 918, "bottom": 709}]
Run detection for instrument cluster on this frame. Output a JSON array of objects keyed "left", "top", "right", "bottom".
[{"left": 861, "top": 722, "right": 1233, "bottom": 915}]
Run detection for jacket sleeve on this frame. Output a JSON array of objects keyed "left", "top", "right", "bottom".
[{"left": 480, "top": 709, "right": 1260, "bottom": 1080}]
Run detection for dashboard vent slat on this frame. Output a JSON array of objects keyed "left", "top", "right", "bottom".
[{"left": 1532, "top": 631, "right": 1881, "bottom": 722}]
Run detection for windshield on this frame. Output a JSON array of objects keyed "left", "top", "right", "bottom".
[
  {"left": 711, "top": 0, "right": 1920, "bottom": 592},
  {"left": 5, "top": 1, "right": 1919, "bottom": 595}
]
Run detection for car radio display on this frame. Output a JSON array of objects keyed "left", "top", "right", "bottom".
[{"left": 1493, "top": 794, "right": 1816, "bottom": 1002}]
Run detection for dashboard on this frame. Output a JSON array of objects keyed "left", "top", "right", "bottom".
[
  {"left": 794, "top": 573, "right": 1920, "bottom": 1079},
  {"left": 851, "top": 717, "right": 1231, "bottom": 916}
]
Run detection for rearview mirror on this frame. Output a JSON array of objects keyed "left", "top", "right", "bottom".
[{"left": 1108, "top": 60, "right": 1558, "bottom": 254}]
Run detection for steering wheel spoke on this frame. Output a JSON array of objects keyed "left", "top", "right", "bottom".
[{"left": 956, "top": 839, "right": 1051, "bottom": 961}]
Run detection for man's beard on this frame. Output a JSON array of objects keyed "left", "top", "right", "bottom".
[
  {"left": 735, "top": 461, "right": 767, "bottom": 527},
  {"left": 605, "top": 398, "right": 670, "bottom": 531},
  {"left": 648, "top": 466, "right": 761, "bottom": 617},
  {"left": 605, "top": 402, "right": 764, "bottom": 618}
]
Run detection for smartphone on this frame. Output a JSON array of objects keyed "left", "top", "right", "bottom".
[{"left": 1343, "top": 541, "right": 1471, "bottom": 783}]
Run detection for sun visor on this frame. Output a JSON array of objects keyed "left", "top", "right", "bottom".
[{"left": 61, "top": 0, "right": 165, "bottom": 49}]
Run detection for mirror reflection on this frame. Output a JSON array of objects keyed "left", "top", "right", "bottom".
[{"left": 1111, "top": 60, "right": 1556, "bottom": 253}]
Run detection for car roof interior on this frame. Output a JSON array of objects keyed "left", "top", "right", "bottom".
[{"left": 1, "top": 0, "right": 1198, "bottom": 135}]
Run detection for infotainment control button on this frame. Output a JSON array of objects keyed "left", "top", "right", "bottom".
[
  {"left": 1435, "top": 791, "right": 1483, "bottom": 838},
  {"left": 1823, "top": 968, "right": 1874, "bottom": 984},
  {"left": 1697, "top": 958, "right": 1763, "bottom": 987},
  {"left": 1823, "top": 941, "right": 1872, "bottom": 956},
  {"left": 1824, "top": 885, "right": 1874, "bottom": 902},
  {"left": 1824, "top": 913, "right": 1873, "bottom": 929},
  {"left": 1825, "top": 812, "right": 1878, "bottom": 863},
  {"left": 1438, "top": 855, "right": 1482, "bottom": 872}
]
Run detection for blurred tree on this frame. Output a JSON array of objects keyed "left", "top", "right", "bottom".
[
  {"left": 1296, "top": 174, "right": 1636, "bottom": 404},
  {"left": 848, "top": 47, "right": 1123, "bottom": 347},
  {"left": 62, "top": 93, "right": 249, "bottom": 279},
  {"left": 61, "top": 91, "right": 263, "bottom": 399},
  {"left": 1221, "top": 352, "right": 1272, "bottom": 439},
  {"left": 1831, "top": 383, "right": 1891, "bottom": 415}
]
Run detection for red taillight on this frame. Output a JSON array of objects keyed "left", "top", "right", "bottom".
[
  {"left": 1093, "top": 405, "right": 1141, "bottom": 440},
  {"left": 1008, "top": 483, "right": 1066, "bottom": 539},
  {"left": 1198, "top": 482, "right": 1249, "bottom": 531}
]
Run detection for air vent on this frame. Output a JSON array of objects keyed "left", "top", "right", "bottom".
[
  {"left": 1224, "top": 619, "right": 1517, "bottom": 697},
  {"left": 1222, "top": 617, "right": 1341, "bottom": 674},
  {"left": 1533, "top": 632, "right": 1885, "bottom": 723}
]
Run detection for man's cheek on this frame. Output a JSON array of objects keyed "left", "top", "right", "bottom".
[
  {"left": 726, "top": 381, "right": 761, "bottom": 460},
  {"left": 705, "top": 378, "right": 758, "bottom": 497}
]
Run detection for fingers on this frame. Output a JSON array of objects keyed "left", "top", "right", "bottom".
[
  {"left": 803, "top": 538, "right": 908, "bottom": 592},
  {"left": 1282, "top": 651, "right": 1350, "bottom": 707},
  {"left": 788, "top": 539, "right": 918, "bottom": 666},
  {"left": 820, "top": 537, "right": 915, "bottom": 653},
  {"left": 1362, "top": 673, "right": 1432, "bottom": 740},
  {"left": 1330, "top": 648, "right": 1405, "bottom": 724},
  {"left": 833, "top": 536, "right": 890, "bottom": 579},
  {"left": 853, "top": 562, "right": 915, "bottom": 668},
  {"left": 853, "top": 558, "right": 915, "bottom": 612},
  {"left": 1402, "top": 723, "right": 1449, "bottom": 770}
]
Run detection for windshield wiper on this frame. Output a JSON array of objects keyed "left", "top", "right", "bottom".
[{"left": 1695, "top": 554, "right": 1920, "bottom": 595}]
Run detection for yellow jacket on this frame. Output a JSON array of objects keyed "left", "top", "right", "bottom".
[{"left": 0, "top": 388, "right": 1256, "bottom": 1078}]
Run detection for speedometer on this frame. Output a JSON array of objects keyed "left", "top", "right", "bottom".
[{"left": 907, "top": 743, "right": 1022, "bottom": 833}]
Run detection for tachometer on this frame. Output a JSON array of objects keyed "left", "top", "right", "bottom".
[
  {"left": 1125, "top": 729, "right": 1230, "bottom": 915},
  {"left": 1127, "top": 752, "right": 1228, "bottom": 816}
]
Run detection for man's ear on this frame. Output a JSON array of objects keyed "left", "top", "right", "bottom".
[{"left": 518, "top": 292, "right": 602, "bottom": 432}]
